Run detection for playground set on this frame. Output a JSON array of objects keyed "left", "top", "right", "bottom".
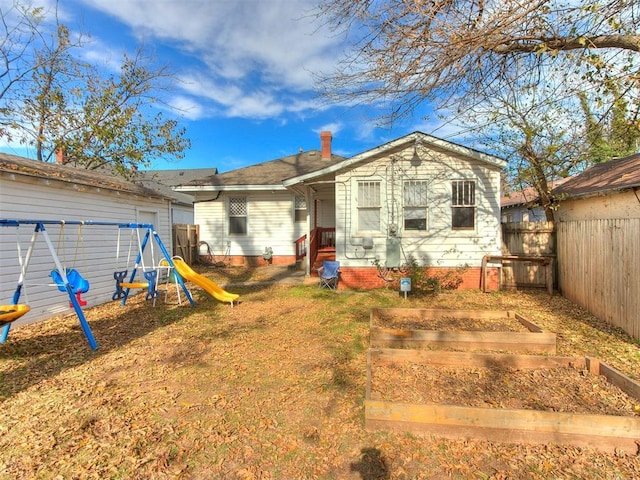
[{"left": 0, "top": 219, "right": 239, "bottom": 350}]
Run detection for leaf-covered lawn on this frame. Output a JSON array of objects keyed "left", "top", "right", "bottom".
[{"left": 1, "top": 267, "right": 640, "bottom": 479}]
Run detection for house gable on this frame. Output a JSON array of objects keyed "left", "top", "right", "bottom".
[
  {"left": 283, "top": 131, "right": 506, "bottom": 188},
  {"left": 332, "top": 136, "right": 505, "bottom": 272}
]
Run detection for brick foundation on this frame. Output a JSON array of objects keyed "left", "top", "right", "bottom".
[
  {"left": 197, "top": 256, "right": 500, "bottom": 292},
  {"left": 337, "top": 266, "right": 499, "bottom": 291}
]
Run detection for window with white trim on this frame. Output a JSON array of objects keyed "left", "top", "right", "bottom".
[
  {"left": 357, "top": 181, "right": 381, "bottom": 231},
  {"left": 451, "top": 180, "right": 475, "bottom": 229},
  {"left": 228, "top": 197, "right": 247, "bottom": 235},
  {"left": 403, "top": 180, "right": 428, "bottom": 231},
  {"left": 294, "top": 195, "right": 307, "bottom": 222}
]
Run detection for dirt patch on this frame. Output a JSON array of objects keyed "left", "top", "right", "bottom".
[
  {"left": 1, "top": 270, "right": 640, "bottom": 479},
  {"left": 372, "top": 363, "right": 637, "bottom": 416},
  {"left": 372, "top": 314, "right": 530, "bottom": 332}
]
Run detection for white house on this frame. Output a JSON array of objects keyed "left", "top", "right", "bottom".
[
  {"left": 501, "top": 179, "right": 572, "bottom": 223},
  {"left": 0, "top": 153, "right": 174, "bottom": 327},
  {"left": 176, "top": 131, "right": 506, "bottom": 289},
  {"left": 501, "top": 187, "right": 548, "bottom": 223}
]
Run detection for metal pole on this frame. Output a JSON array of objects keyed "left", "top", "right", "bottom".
[
  {"left": 152, "top": 229, "right": 195, "bottom": 306},
  {"left": 38, "top": 223, "right": 98, "bottom": 350},
  {"left": 1, "top": 224, "right": 40, "bottom": 343}
]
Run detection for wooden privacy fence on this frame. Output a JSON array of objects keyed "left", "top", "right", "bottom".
[
  {"left": 557, "top": 218, "right": 640, "bottom": 340},
  {"left": 172, "top": 224, "right": 199, "bottom": 265},
  {"left": 500, "top": 221, "right": 556, "bottom": 290}
]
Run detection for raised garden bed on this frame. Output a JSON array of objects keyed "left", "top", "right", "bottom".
[
  {"left": 370, "top": 308, "right": 556, "bottom": 353},
  {"left": 365, "top": 349, "right": 640, "bottom": 453}
]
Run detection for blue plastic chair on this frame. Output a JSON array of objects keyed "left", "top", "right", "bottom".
[{"left": 318, "top": 260, "right": 340, "bottom": 290}]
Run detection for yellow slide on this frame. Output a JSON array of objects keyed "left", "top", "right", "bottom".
[{"left": 172, "top": 258, "right": 239, "bottom": 305}]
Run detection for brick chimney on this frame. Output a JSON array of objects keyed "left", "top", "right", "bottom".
[
  {"left": 320, "top": 131, "right": 332, "bottom": 160},
  {"left": 55, "top": 148, "right": 67, "bottom": 165}
]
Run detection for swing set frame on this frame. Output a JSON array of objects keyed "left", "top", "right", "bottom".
[{"left": 0, "top": 219, "right": 195, "bottom": 350}]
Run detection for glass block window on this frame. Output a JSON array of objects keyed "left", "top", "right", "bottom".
[
  {"left": 228, "top": 197, "right": 247, "bottom": 235},
  {"left": 451, "top": 180, "right": 475, "bottom": 229},
  {"left": 403, "top": 180, "right": 428, "bottom": 231},
  {"left": 358, "top": 181, "right": 381, "bottom": 231},
  {"left": 294, "top": 195, "right": 307, "bottom": 222}
]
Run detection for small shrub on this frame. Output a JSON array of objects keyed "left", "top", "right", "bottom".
[{"left": 373, "top": 255, "right": 467, "bottom": 296}]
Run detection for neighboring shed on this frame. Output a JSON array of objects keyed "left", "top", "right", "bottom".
[
  {"left": 552, "top": 153, "right": 640, "bottom": 339},
  {"left": 0, "top": 153, "right": 174, "bottom": 327},
  {"left": 501, "top": 187, "right": 547, "bottom": 222}
]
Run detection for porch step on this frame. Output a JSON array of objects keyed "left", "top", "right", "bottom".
[{"left": 312, "top": 250, "right": 336, "bottom": 273}]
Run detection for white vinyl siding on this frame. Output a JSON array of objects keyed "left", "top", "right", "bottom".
[
  {"left": 335, "top": 144, "right": 502, "bottom": 269},
  {"left": 195, "top": 191, "right": 300, "bottom": 259},
  {"left": 0, "top": 173, "right": 172, "bottom": 327}
]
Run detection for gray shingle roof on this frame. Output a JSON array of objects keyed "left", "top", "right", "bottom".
[
  {"left": 137, "top": 168, "right": 218, "bottom": 205},
  {"left": 179, "top": 150, "right": 346, "bottom": 189},
  {"left": 552, "top": 154, "right": 640, "bottom": 198},
  {"left": 139, "top": 168, "right": 218, "bottom": 186},
  {"left": 0, "top": 152, "right": 167, "bottom": 199}
]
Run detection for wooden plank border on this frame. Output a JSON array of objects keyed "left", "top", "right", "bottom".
[
  {"left": 370, "top": 349, "right": 583, "bottom": 369},
  {"left": 365, "top": 400, "right": 640, "bottom": 453},
  {"left": 370, "top": 308, "right": 518, "bottom": 322},
  {"left": 365, "top": 350, "right": 640, "bottom": 453},
  {"left": 370, "top": 309, "right": 556, "bottom": 353}
]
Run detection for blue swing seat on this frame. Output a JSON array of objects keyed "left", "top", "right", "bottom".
[{"left": 51, "top": 268, "right": 90, "bottom": 293}]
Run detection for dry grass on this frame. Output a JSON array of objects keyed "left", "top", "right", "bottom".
[{"left": 1, "top": 266, "right": 640, "bottom": 479}]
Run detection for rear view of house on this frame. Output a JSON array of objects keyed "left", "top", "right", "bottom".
[{"left": 176, "top": 131, "right": 506, "bottom": 289}]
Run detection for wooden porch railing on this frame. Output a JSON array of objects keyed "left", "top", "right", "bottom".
[
  {"left": 295, "top": 227, "right": 335, "bottom": 265},
  {"left": 294, "top": 234, "right": 307, "bottom": 261}
]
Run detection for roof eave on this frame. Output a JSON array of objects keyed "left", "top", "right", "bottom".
[
  {"left": 174, "top": 184, "right": 287, "bottom": 192},
  {"left": 1, "top": 166, "right": 169, "bottom": 200},
  {"left": 556, "top": 184, "right": 640, "bottom": 201}
]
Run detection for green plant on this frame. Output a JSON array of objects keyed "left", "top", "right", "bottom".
[{"left": 375, "top": 255, "right": 468, "bottom": 295}]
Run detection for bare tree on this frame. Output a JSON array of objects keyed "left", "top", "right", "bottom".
[
  {"left": 316, "top": 0, "right": 640, "bottom": 220},
  {"left": 0, "top": 3, "right": 46, "bottom": 139},
  {"left": 315, "top": 0, "right": 640, "bottom": 123}
]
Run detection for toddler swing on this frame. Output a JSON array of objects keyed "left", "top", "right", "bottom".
[{"left": 50, "top": 223, "right": 90, "bottom": 307}]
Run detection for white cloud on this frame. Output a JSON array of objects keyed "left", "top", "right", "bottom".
[
  {"left": 73, "top": 0, "right": 343, "bottom": 121},
  {"left": 167, "top": 95, "right": 207, "bottom": 121},
  {"left": 315, "top": 122, "right": 342, "bottom": 136}
]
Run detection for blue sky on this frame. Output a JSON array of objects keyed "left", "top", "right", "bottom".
[{"left": 2, "top": 0, "right": 466, "bottom": 173}]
